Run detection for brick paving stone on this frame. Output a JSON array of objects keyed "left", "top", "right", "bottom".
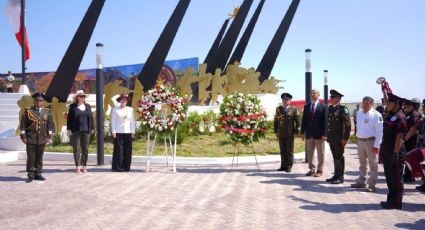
[{"left": 0, "top": 143, "right": 424, "bottom": 229}]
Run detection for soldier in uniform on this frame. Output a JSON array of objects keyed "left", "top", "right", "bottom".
[
  {"left": 20, "top": 93, "right": 55, "bottom": 183},
  {"left": 402, "top": 98, "right": 421, "bottom": 182},
  {"left": 325, "top": 90, "right": 351, "bottom": 184},
  {"left": 274, "top": 93, "right": 300, "bottom": 172},
  {"left": 380, "top": 93, "right": 407, "bottom": 209}
]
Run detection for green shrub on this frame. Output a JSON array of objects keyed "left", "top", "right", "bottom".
[{"left": 52, "top": 134, "right": 62, "bottom": 146}]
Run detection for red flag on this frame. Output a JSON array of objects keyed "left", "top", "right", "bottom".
[{"left": 4, "top": 0, "right": 30, "bottom": 61}]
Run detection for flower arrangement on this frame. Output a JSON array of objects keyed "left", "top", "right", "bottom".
[
  {"left": 219, "top": 92, "right": 267, "bottom": 145},
  {"left": 137, "top": 84, "right": 188, "bottom": 132}
]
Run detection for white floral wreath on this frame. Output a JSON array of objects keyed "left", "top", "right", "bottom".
[{"left": 137, "top": 85, "right": 188, "bottom": 132}]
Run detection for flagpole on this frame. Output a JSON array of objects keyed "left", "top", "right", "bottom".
[{"left": 21, "top": 0, "right": 26, "bottom": 84}]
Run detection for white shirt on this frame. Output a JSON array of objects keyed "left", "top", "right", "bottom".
[
  {"left": 111, "top": 106, "right": 136, "bottom": 134},
  {"left": 6, "top": 74, "right": 14, "bottom": 88},
  {"left": 356, "top": 108, "right": 383, "bottom": 148}
]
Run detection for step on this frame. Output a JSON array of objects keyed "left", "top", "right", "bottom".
[
  {"left": 0, "top": 93, "right": 29, "bottom": 99},
  {"left": 0, "top": 110, "right": 20, "bottom": 116},
  {"left": 0, "top": 116, "right": 19, "bottom": 121}
]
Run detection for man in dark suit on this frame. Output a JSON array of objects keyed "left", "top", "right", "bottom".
[
  {"left": 301, "top": 89, "right": 327, "bottom": 177},
  {"left": 20, "top": 93, "right": 55, "bottom": 183}
]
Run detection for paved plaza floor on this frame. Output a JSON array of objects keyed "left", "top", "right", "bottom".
[{"left": 0, "top": 143, "right": 424, "bottom": 229}]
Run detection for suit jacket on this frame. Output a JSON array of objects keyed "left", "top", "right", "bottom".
[
  {"left": 67, "top": 103, "right": 95, "bottom": 133},
  {"left": 20, "top": 107, "right": 55, "bottom": 145},
  {"left": 301, "top": 102, "right": 327, "bottom": 139}
]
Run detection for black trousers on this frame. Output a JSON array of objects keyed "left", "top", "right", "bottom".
[
  {"left": 26, "top": 144, "right": 45, "bottom": 178},
  {"left": 7, "top": 87, "right": 13, "bottom": 93},
  {"left": 329, "top": 140, "right": 345, "bottom": 179},
  {"left": 279, "top": 136, "right": 294, "bottom": 169},
  {"left": 112, "top": 133, "right": 133, "bottom": 171},
  {"left": 382, "top": 143, "right": 404, "bottom": 207}
]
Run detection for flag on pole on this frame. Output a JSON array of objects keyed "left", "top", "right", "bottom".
[{"left": 4, "top": 0, "right": 30, "bottom": 60}]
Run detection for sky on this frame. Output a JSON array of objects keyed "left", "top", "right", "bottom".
[{"left": 1, "top": 0, "right": 424, "bottom": 102}]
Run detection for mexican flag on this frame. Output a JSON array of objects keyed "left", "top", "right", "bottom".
[{"left": 4, "top": 0, "right": 30, "bottom": 61}]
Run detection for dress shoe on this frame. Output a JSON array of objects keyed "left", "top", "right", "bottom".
[
  {"left": 34, "top": 175, "right": 46, "bottom": 181},
  {"left": 326, "top": 175, "right": 337, "bottom": 183},
  {"left": 112, "top": 168, "right": 124, "bottom": 172},
  {"left": 286, "top": 168, "right": 292, "bottom": 173},
  {"left": 415, "top": 183, "right": 425, "bottom": 191},
  {"left": 350, "top": 182, "right": 367, "bottom": 188},
  {"left": 331, "top": 178, "right": 344, "bottom": 184},
  {"left": 314, "top": 171, "right": 323, "bottom": 177},
  {"left": 380, "top": 202, "right": 401, "bottom": 210},
  {"left": 305, "top": 171, "right": 315, "bottom": 176},
  {"left": 277, "top": 168, "right": 286, "bottom": 172},
  {"left": 26, "top": 177, "right": 33, "bottom": 183},
  {"left": 366, "top": 185, "right": 376, "bottom": 192}
]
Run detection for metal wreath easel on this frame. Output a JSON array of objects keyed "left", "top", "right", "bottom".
[
  {"left": 145, "top": 128, "right": 178, "bottom": 173},
  {"left": 231, "top": 140, "right": 260, "bottom": 171}
]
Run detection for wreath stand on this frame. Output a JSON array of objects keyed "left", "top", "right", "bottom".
[
  {"left": 146, "top": 128, "right": 178, "bottom": 173},
  {"left": 231, "top": 140, "right": 260, "bottom": 171}
]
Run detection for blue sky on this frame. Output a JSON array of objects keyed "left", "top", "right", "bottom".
[{"left": 1, "top": 0, "right": 424, "bottom": 102}]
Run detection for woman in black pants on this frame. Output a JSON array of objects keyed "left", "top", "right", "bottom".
[
  {"left": 111, "top": 94, "right": 135, "bottom": 172},
  {"left": 67, "top": 90, "right": 94, "bottom": 173}
]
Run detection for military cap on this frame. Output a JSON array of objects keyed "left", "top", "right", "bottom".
[
  {"left": 32, "top": 92, "right": 45, "bottom": 101},
  {"left": 330, "top": 89, "right": 344, "bottom": 98},
  {"left": 387, "top": 93, "right": 403, "bottom": 104},
  {"left": 280, "top": 93, "right": 292, "bottom": 99}
]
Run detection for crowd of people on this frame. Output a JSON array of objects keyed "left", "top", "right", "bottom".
[
  {"left": 274, "top": 89, "right": 425, "bottom": 210},
  {"left": 16, "top": 87, "right": 425, "bottom": 210}
]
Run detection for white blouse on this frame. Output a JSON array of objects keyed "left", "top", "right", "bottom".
[{"left": 111, "top": 106, "right": 136, "bottom": 134}]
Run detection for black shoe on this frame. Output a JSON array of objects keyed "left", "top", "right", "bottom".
[
  {"left": 26, "top": 177, "right": 33, "bottom": 183},
  {"left": 381, "top": 202, "right": 402, "bottom": 210},
  {"left": 331, "top": 178, "right": 344, "bottom": 184},
  {"left": 305, "top": 171, "right": 315, "bottom": 176},
  {"left": 277, "top": 168, "right": 286, "bottom": 172},
  {"left": 112, "top": 168, "right": 124, "bottom": 172},
  {"left": 415, "top": 184, "right": 425, "bottom": 190},
  {"left": 286, "top": 168, "right": 292, "bottom": 173},
  {"left": 34, "top": 175, "right": 46, "bottom": 181},
  {"left": 326, "top": 175, "right": 337, "bottom": 183}
]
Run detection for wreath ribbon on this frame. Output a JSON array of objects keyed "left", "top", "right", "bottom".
[{"left": 219, "top": 112, "right": 266, "bottom": 122}]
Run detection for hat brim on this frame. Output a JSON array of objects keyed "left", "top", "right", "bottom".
[{"left": 116, "top": 96, "right": 130, "bottom": 102}]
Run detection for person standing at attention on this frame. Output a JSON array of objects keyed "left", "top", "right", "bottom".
[
  {"left": 111, "top": 94, "right": 136, "bottom": 172},
  {"left": 301, "top": 89, "right": 327, "bottom": 177}
]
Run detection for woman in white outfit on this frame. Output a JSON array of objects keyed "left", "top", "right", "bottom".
[{"left": 111, "top": 94, "right": 136, "bottom": 172}]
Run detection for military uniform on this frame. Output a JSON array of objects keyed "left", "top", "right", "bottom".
[
  {"left": 380, "top": 94, "right": 407, "bottom": 209},
  {"left": 274, "top": 93, "right": 300, "bottom": 172},
  {"left": 402, "top": 99, "right": 421, "bottom": 182},
  {"left": 326, "top": 90, "right": 351, "bottom": 184},
  {"left": 20, "top": 93, "right": 54, "bottom": 182}
]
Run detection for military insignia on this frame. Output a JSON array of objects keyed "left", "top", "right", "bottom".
[
  {"left": 391, "top": 116, "right": 397, "bottom": 121},
  {"left": 344, "top": 108, "right": 349, "bottom": 114}
]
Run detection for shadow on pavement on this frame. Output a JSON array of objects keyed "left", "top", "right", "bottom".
[
  {"left": 263, "top": 179, "right": 353, "bottom": 194},
  {"left": 289, "top": 196, "right": 425, "bottom": 213},
  {"left": 177, "top": 167, "right": 276, "bottom": 174},
  {"left": 0, "top": 176, "right": 27, "bottom": 182},
  {"left": 394, "top": 219, "right": 425, "bottom": 229}
]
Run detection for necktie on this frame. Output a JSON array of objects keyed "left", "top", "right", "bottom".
[{"left": 311, "top": 103, "right": 315, "bottom": 115}]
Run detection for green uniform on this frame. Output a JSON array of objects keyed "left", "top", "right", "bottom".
[
  {"left": 20, "top": 106, "right": 55, "bottom": 179},
  {"left": 327, "top": 104, "right": 351, "bottom": 180},
  {"left": 274, "top": 105, "right": 300, "bottom": 170}
]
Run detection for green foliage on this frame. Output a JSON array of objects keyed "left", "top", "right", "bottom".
[{"left": 52, "top": 134, "right": 62, "bottom": 146}]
